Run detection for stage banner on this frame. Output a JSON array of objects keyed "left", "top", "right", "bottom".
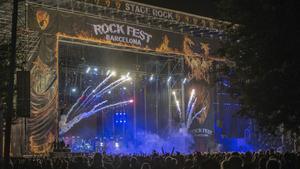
[
  {"left": 27, "top": 4, "right": 221, "bottom": 56},
  {"left": 28, "top": 5, "right": 181, "bottom": 50}
]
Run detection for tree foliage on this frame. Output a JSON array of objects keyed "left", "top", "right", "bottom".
[{"left": 217, "top": 0, "right": 300, "bottom": 134}]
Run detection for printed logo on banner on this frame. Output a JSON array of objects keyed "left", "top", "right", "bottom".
[
  {"left": 191, "top": 128, "right": 213, "bottom": 137},
  {"left": 36, "top": 9, "right": 49, "bottom": 30},
  {"left": 92, "top": 23, "right": 153, "bottom": 46}
]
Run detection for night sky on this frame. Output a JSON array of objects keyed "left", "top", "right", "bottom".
[{"left": 129, "top": 0, "right": 220, "bottom": 19}]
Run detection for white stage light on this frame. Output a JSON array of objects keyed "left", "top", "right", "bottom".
[
  {"left": 123, "top": 87, "right": 127, "bottom": 90},
  {"left": 71, "top": 88, "right": 77, "bottom": 92},
  {"left": 100, "top": 142, "right": 104, "bottom": 147},
  {"left": 115, "top": 142, "right": 119, "bottom": 148},
  {"left": 108, "top": 90, "right": 111, "bottom": 94},
  {"left": 94, "top": 68, "right": 98, "bottom": 72},
  {"left": 106, "top": 70, "right": 111, "bottom": 75},
  {"left": 191, "top": 89, "right": 195, "bottom": 95},
  {"left": 167, "top": 76, "right": 172, "bottom": 83},
  {"left": 121, "top": 75, "right": 126, "bottom": 79},
  {"left": 129, "top": 99, "right": 134, "bottom": 103},
  {"left": 182, "top": 78, "right": 187, "bottom": 84},
  {"left": 86, "top": 67, "right": 91, "bottom": 73},
  {"left": 149, "top": 74, "right": 154, "bottom": 81},
  {"left": 111, "top": 70, "right": 116, "bottom": 76}
]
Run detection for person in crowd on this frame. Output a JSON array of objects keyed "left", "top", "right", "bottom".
[
  {"left": 5, "top": 151, "right": 300, "bottom": 169},
  {"left": 266, "top": 159, "right": 281, "bottom": 169}
]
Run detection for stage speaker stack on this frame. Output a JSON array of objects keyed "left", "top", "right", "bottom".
[{"left": 16, "top": 71, "right": 30, "bottom": 117}]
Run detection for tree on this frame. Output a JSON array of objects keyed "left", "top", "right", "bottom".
[{"left": 217, "top": 0, "right": 300, "bottom": 134}]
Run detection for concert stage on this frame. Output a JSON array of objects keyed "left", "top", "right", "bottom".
[{"left": 5, "top": 0, "right": 242, "bottom": 155}]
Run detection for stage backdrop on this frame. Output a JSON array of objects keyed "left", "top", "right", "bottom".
[{"left": 26, "top": 3, "right": 221, "bottom": 153}]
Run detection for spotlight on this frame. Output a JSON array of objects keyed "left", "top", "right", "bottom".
[
  {"left": 129, "top": 99, "right": 134, "bottom": 103},
  {"left": 182, "top": 78, "right": 187, "bottom": 84},
  {"left": 108, "top": 90, "right": 111, "bottom": 94},
  {"left": 167, "top": 76, "right": 172, "bottom": 83},
  {"left": 100, "top": 142, "right": 104, "bottom": 147},
  {"left": 71, "top": 88, "right": 77, "bottom": 92},
  {"left": 191, "top": 89, "right": 195, "bottom": 95},
  {"left": 94, "top": 68, "right": 98, "bottom": 72},
  {"left": 86, "top": 67, "right": 91, "bottom": 73},
  {"left": 123, "top": 87, "right": 127, "bottom": 90},
  {"left": 149, "top": 74, "right": 154, "bottom": 81},
  {"left": 115, "top": 142, "right": 120, "bottom": 148},
  {"left": 172, "top": 91, "right": 176, "bottom": 95},
  {"left": 106, "top": 70, "right": 111, "bottom": 75},
  {"left": 111, "top": 70, "right": 116, "bottom": 76}
]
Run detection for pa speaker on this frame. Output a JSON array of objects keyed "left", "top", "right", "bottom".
[{"left": 16, "top": 71, "right": 30, "bottom": 117}]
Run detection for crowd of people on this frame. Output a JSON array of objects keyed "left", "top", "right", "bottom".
[{"left": 2, "top": 150, "right": 299, "bottom": 169}]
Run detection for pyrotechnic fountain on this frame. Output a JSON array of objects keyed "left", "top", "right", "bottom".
[
  {"left": 173, "top": 89, "right": 206, "bottom": 131},
  {"left": 59, "top": 71, "right": 133, "bottom": 135}
]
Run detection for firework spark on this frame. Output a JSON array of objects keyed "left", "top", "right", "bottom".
[
  {"left": 172, "top": 89, "right": 206, "bottom": 130},
  {"left": 59, "top": 72, "right": 133, "bottom": 135}
]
